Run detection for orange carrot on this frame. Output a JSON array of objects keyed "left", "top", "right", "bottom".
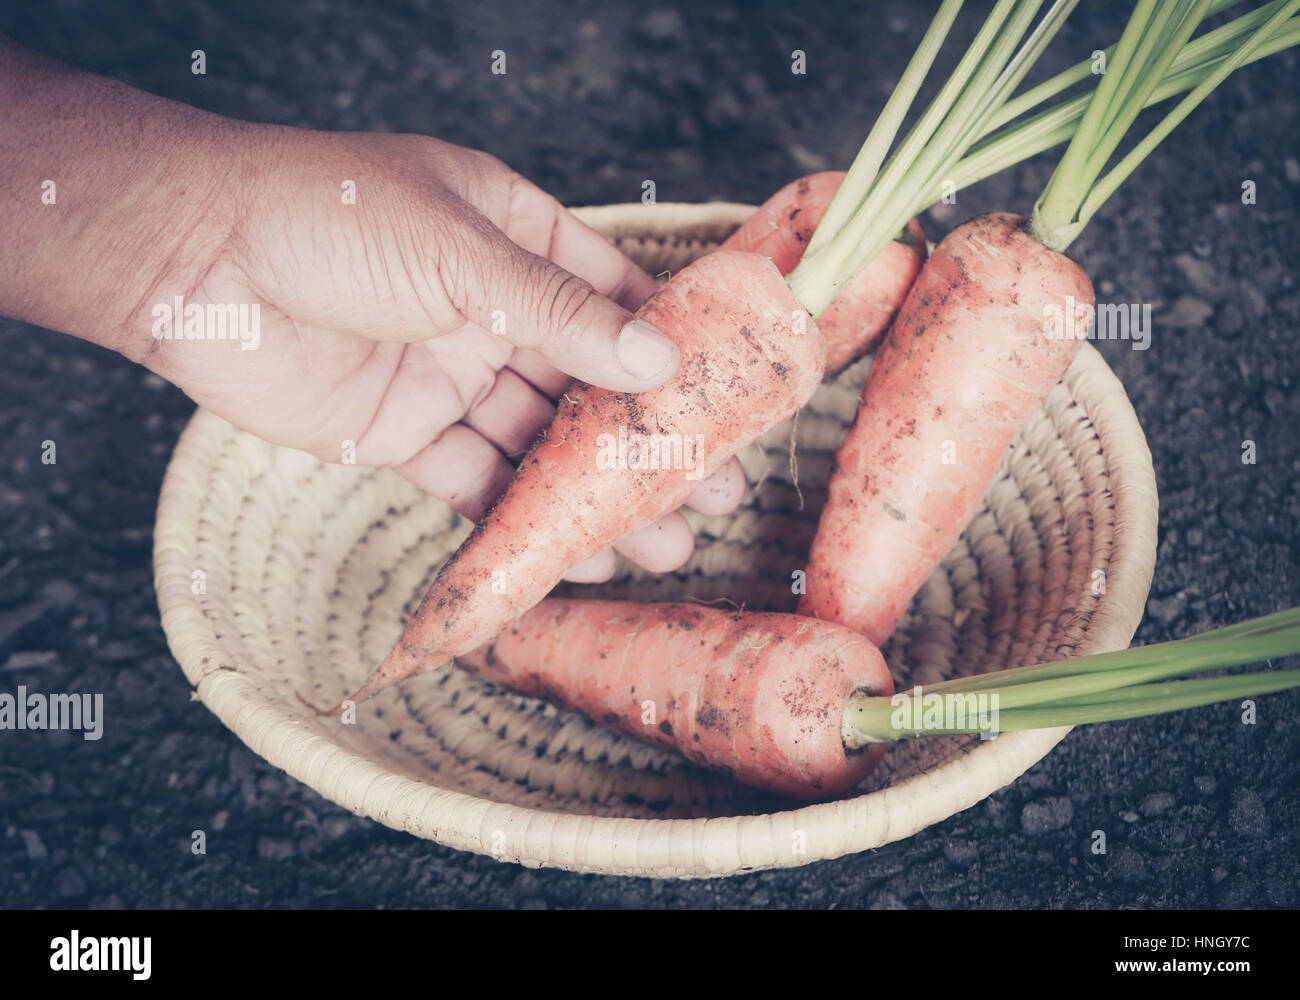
[
  {"left": 797, "top": 0, "right": 1295, "bottom": 645},
  {"left": 721, "top": 171, "right": 926, "bottom": 375},
  {"left": 457, "top": 599, "right": 894, "bottom": 798},
  {"left": 347, "top": 250, "right": 826, "bottom": 705},
  {"left": 799, "top": 212, "right": 1093, "bottom": 645}
]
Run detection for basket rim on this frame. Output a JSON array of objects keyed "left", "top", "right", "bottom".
[{"left": 152, "top": 202, "right": 1159, "bottom": 878}]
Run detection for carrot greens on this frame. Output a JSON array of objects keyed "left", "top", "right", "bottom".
[{"left": 845, "top": 608, "right": 1300, "bottom": 743}]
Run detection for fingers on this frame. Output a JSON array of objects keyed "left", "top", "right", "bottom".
[
  {"left": 683, "top": 456, "right": 748, "bottom": 516},
  {"left": 506, "top": 347, "right": 574, "bottom": 400},
  {"left": 393, "top": 424, "right": 516, "bottom": 523},
  {"left": 612, "top": 512, "right": 696, "bottom": 573},
  {"left": 460, "top": 367, "right": 555, "bottom": 457},
  {"left": 439, "top": 199, "right": 679, "bottom": 394},
  {"left": 502, "top": 174, "right": 661, "bottom": 313},
  {"left": 565, "top": 511, "right": 699, "bottom": 582},
  {"left": 561, "top": 549, "right": 618, "bottom": 584}
]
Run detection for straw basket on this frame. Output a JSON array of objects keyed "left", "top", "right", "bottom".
[{"left": 153, "top": 202, "right": 1158, "bottom": 878}]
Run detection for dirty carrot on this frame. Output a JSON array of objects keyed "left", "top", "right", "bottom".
[
  {"left": 800, "top": 0, "right": 1300, "bottom": 646},
  {"left": 460, "top": 601, "right": 1300, "bottom": 798},
  {"left": 457, "top": 599, "right": 894, "bottom": 799},
  {"left": 343, "top": 2, "right": 1080, "bottom": 708},
  {"left": 729, "top": 1, "right": 1269, "bottom": 376},
  {"left": 720, "top": 171, "right": 925, "bottom": 375},
  {"left": 346, "top": 249, "right": 826, "bottom": 705}
]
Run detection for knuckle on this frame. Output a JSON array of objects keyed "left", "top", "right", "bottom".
[
  {"left": 535, "top": 266, "right": 600, "bottom": 340},
  {"left": 425, "top": 199, "right": 496, "bottom": 321}
]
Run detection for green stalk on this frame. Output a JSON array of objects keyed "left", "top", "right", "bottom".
[
  {"left": 920, "top": 607, "right": 1300, "bottom": 694},
  {"left": 1077, "top": 0, "right": 1212, "bottom": 191},
  {"left": 845, "top": 0, "right": 1079, "bottom": 285},
  {"left": 842, "top": 608, "right": 1300, "bottom": 745},
  {"left": 848, "top": 670, "right": 1300, "bottom": 738},
  {"left": 1075, "top": 0, "right": 1300, "bottom": 230},
  {"left": 791, "top": 0, "right": 1300, "bottom": 309},
  {"left": 1033, "top": 0, "right": 1159, "bottom": 238},
  {"left": 1087, "top": 0, "right": 1199, "bottom": 156},
  {"left": 1033, "top": 0, "right": 1300, "bottom": 250},
  {"left": 789, "top": 0, "right": 1079, "bottom": 315},
  {"left": 950, "top": 14, "right": 1300, "bottom": 195},
  {"left": 791, "top": 0, "right": 1024, "bottom": 313},
  {"left": 824, "top": 0, "right": 1050, "bottom": 290},
  {"left": 1031, "top": 671, "right": 1300, "bottom": 708},
  {"left": 980, "top": 0, "right": 1245, "bottom": 134},
  {"left": 803, "top": 0, "right": 965, "bottom": 260}
]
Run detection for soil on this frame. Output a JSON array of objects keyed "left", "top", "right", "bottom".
[{"left": 0, "top": 0, "right": 1297, "bottom": 909}]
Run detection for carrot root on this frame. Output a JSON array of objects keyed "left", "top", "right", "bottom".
[
  {"left": 800, "top": 212, "right": 1094, "bottom": 645},
  {"left": 351, "top": 249, "right": 827, "bottom": 705},
  {"left": 458, "top": 599, "right": 894, "bottom": 799}
]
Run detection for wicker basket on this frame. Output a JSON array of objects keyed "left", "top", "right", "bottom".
[{"left": 152, "top": 202, "right": 1159, "bottom": 878}]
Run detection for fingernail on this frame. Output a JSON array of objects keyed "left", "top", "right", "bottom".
[{"left": 617, "top": 319, "right": 678, "bottom": 381}]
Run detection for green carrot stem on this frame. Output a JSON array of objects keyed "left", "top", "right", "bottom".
[
  {"left": 901, "top": 624, "right": 1300, "bottom": 713},
  {"left": 824, "top": 0, "right": 1049, "bottom": 282},
  {"left": 792, "top": 0, "right": 1022, "bottom": 312},
  {"left": 842, "top": 608, "right": 1300, "bottom": 745},
  {"left": 952, "top": 11, "right": 1300, "bottom": 193},
  {"left": 1086, "top": 0, "right": 1200, "bottom": 163},
  {"left": 1033, "top": 0, "right": 1300, "bottom": 250},
  {"left": 918, "top": 607, "right": 1300, "bottom": 695},
  {"left": 1028, "top": 669, "right": 1295, "bottom": 708},
  {"left": 1073, "top": 0, "right": 1300, "bottom": 234},
  {"left": 788, "top": 0, "right": 1078, "bottom": 315},
  {"left": 802, "top": 0, "right": 964, "bottom": 260},
  {"left": 845, "top": 669, "right": 1300, "bottom": 740},
  {"left": 982, "top": 0, "right": 1292, "bottom": 155},
  {"left": 980, "top": 0, "right": 1245, "bottom": 134},
  {"left": 1033, "top": 0, "right": 1159, "bottom": 238}
]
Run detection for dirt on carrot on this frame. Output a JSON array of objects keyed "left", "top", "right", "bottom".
[
  {"left": 456, "top": 599, "right": 895, "bottom": 798},
  {"left": 347, "top": 249, "right": 827, "bottom": 706},
  {"left": 799, "top": 212, "right": 1093, "bottom": 645}
]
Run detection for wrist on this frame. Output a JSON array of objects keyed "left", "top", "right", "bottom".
[{"left": 0, "top": 39, "right": 262, "bottom": 359}]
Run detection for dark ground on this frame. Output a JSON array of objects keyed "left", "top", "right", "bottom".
[{"left": 1, "top": 0, "right": 1297, "bottom": 909}]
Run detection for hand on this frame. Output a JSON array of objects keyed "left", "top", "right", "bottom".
[{"left": 128, "top": 130, "right": 748, "bottom": 581}]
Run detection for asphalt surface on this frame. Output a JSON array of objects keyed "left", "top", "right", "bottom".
[{"left": 1, "top": 0, "right": 1297, "bottom": 909}]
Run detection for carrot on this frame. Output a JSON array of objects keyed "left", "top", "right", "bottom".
[
  {"left": 799, "top": 0, "right": 1299, "bottom": 645},
  {"left": 720, "top": 171, "right": 925, "bottom": 375},
  {"left": 461, "top": 599, "right": 1300, "bottom": 798},
  {"left": 781, "top": 0, "right": 1281, "bottom": 314},
  {"left": 342, "top": 1, "right": 1085, "bottom": 709},
  {"left": 346, "top": 249, "right": 826, "bottom": 705},
  {"left": 798, "top": 211, "right": 1091, "bottom": 645},
  {"left": 456, "top": 599, "right": 894, "bottom": 798}
]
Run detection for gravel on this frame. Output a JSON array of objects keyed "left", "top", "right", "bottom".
[{"left": 0, "top": 0, "right": 1297, "bottom": 909}]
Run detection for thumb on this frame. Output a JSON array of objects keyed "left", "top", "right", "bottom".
[{"left": 454, "top": 225, "right": 679, "bottom": 392}]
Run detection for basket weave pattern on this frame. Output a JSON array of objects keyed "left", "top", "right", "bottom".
[{"left": 153, "top": 203, "right": 1158, "bottom": 877}]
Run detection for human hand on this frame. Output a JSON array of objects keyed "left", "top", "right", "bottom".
[{"left": 131, "top": 129, "right": 748, "bottom": 581}]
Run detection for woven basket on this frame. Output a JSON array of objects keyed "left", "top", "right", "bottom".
[{"left": 153, "top": 202, "right": 1159, "bottom": 878}]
